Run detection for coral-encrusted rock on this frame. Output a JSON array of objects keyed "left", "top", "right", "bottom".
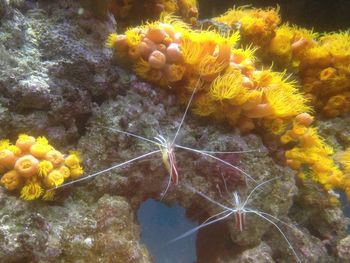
[
  {"left": 0, "top": 190, "right": 151, "bottom": 262},
  {"left": 337, "top": 235, "right": 350, "bottom": 262},
  {"left": 0, "top": 0, "right": 123, "bottom": 144},
  {"left": 234, "top": 242, "right": 274, "bottom": 263}
]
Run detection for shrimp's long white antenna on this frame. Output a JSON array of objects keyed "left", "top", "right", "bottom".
[
  {"left": 184, "top": 184, "right": 232, "bottom": 211},
  {"left": 50, "top": 149, "right": 161, "bottom": 190},
  {"left": 169, "top": 210, "right": 235, "bottom": 243},
  {"left": 172, "top": 78, "right": 201, "bottom": 145},
  {"left": 199, "top": 149, "right": 260, "bottom": 154},
  {"left": 256, "top": 211, "right": 300, "bottom": 231},
  {"left": 106, "top": 127, "right": 161, "bottom": 146},
  {"left": 176, "top": 145, "right": 256, "bottom": 182},
  {"left": 246, "top": 209, "right": 301, "bottom": 263},
  {"left": 242, "top": 176, "right": 281, "bottom": 207}
]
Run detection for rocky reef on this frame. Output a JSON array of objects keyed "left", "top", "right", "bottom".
[{"left": 0, "top": 0, "right": 349, "bottom": 262}]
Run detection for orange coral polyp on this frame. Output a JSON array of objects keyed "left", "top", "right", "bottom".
[
  {"left": 45, "top": 150, "right": 63, "bottom": 167},
  {"left": 59, "top": 165, "right": 71, "bottom": 179},
  {"left": 14, "top": 155, "right": 39, "bottom": 178},
  {"left": 146, "top": 28, "right": 166, "bottom": 43},
  {"left": 0, "top": 149, "right": 17, "bottom": 168},
  {"left": 295, "top": 112, "right": 314, "bottom": 126},
  {"left": 164, "top": 64, "right": 185, "bottom": 82},
  {"left": 166, "top": 43, "right": 183, "bottom": 62},
  {"left": 15, "top": 135, "right": 36, "bottom": 152},
  {"left": 148, "top": 50, "right": 167, "bottom": 69},
  {"left": 244, "top": 103, "right": 273, "bottom": 118},
  {"left": 216, "top": 43, "right": 231, "bottom": 64},
  {"left": 1, "top": 170, "right": 22, "bottom": 190},
  {"left": 128, "top": 45, "right": 140, "bottom": 60},
  {"left": 320, "top": 67, "right": 336, "bottom": 81},
  {"left": 139, "top": 40, "right": 156, "bottom": 60}
]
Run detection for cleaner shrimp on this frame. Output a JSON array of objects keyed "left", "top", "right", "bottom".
[
  {"left": 51, "top": 78, "right": 257, "bottom": 198},
  {"left": 171, "top": 176, "right": 302, "bottom": 263}
]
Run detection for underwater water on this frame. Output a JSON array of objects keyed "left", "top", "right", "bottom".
[{"left": 137, "top": 199, "right": 198, "bottom": 263}]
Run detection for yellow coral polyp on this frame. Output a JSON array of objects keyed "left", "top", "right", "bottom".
[
  {"left": 105, "top": 33, "right": 118, "bottom": 48},
  {"left": 181, "top": 37, "right": 206, "bottom": 65},
  {"left": 134, "top": 58, "right": 152, "bottom": 80},
  {"left": 209, "top": 72, "right": 244, "bottom": 101},
  {"left": 20, "top": 182, "right": 43, "bottom": 201},
  {"left": 7, "top": 145, "right": 21, "bottom": 155},
  {"left": 164, "top": 64, "right": 186, "bottom": 82},
  {"left": 30, "top": 142, "right": 52, "bottom": 159},
  {"left": 0, "top": 139, "right": 10, "bottom": 151},
  {"left": 268, "top": 31, "right": 292, "bottom": 59},
  {"left": 320, "top": 31, "right": 350, "bottom": 60},
  {"left": 264, "top": 82, "right": 310, "bottom": 118},
  {"left": 42, "top": 190, "right": 55, "bottom": 201},
  {"left": 64, "top": 153, "right": 81, "bottom": 168},
  {"left": 70, "top": 165, "right": 84, "bottom": 180},
  {"left": 38, "top": 160, "right": 54, "bottom": 177},
  {"left": 197, "top": 55, "right": 228, "bottom": 81},
  {"left": 125, "top": 28, "right": 142, "bottom": 47},
  {"left": 1, "top": 170, "right": 22, "bottom": 190},
  {"left": 44, "top": 170, "right": 64, "bottom": 188},
  {"left": 15, "top": 134, "right": 36, "bottom": 152},
  {"left": 45, "top": 149, "right": 63, "bottom": 167},
  {"left": 192, "top": 93, "right": 217, "bottom": 116},
  {"left": 263, "top": 118, "right": 287, "bottom": 135}
]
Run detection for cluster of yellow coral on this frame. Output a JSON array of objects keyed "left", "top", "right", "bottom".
[
  {"left": 106, "top": 9, "right": 350, "bottom": 203},
  {"left": 107, "top": 15, "right": 310, "bottom": 134},
  {"left": 107, "top": 0, "right": 198, "bottom": 24},
  {"left": 281, "top": 114, "right": 344, "bottom": 192},
  {"left": 214, "top": 6, "right": 350, "bottom": 118},
  {"left": 0, "top": 134, "right": 83, "bottom": 201},
  {"left": 214, "top": 6, "right": 281, "bottom": 46},
  {"left": 267, "top": 27, "right": 350, "bottom": 118}
]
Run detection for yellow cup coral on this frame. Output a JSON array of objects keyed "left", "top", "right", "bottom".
[
  {"left": 0, "top": 134, "right": 84, "bottom": 201},
  {"left": 44, "top": 170, "right": 65, "bottom": 188},
  {"left": 0, "top": 170, "right": 22, "bottom": 191},
  {"left": 14, "top": 155, "right": 39, "bottom": 178},
  {"left": 20, "top": 181, "right": 43, "bottom": 201},
  {"left": 70, "top": 165, "right": 84, "bottom": 180},
  {"left": 45, "top": 149, "right": 64, "bottom": 167},
  {"left": 15, "top": 134, "right": 36, "bottom": 152},
  {"left": 38, "top": 160, "right": 54, "bottom": 177},
  {"left": 0, "top": 149, "right": 17, "bottom": 168},
  {"left": 30, "top": 138, "right": 53, "bottom": 159}
]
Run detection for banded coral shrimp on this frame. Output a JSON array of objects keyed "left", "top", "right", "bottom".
[
  {"left": 50, "top": 77, "right": 259, "bottom": 199},
  {"left": 169, "top": 173, "right": 306, "bottom": 262}
]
